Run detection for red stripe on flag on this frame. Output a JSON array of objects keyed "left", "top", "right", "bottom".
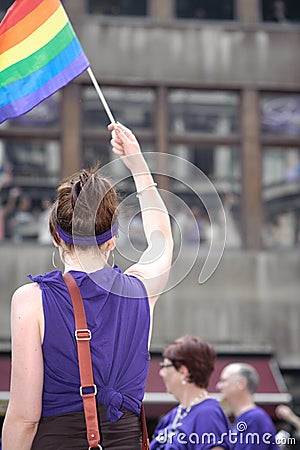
[
  {"left": 0, "top": 0, "right": 47, "bottom": 36},
  {"left": 0, "top": 0, "right": 61, "bottom": 53}
]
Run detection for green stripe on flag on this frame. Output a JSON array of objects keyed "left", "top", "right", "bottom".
[{"left": 0, "top": 22, "right": 76, "bottom": 89}]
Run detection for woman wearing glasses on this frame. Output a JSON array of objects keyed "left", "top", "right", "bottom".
[{"left": 150, "top": 336, "right": 232, "bottom": 450}]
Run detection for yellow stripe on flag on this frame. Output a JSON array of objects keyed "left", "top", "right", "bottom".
[{"left": 0, "top": 5, "right": 68, "bottom": 72}]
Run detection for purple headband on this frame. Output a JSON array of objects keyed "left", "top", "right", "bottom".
[{"left": 56, "top": 221, "right": 119, "bottom": 246}]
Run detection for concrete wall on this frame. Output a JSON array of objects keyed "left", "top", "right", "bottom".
[
  {"left": 0, "top": 244, "right": 54, "bottom": 343},
  {"left": 0, "top": 244, "right": 299, "bottom": 366},
  {"left": 151, "top": 250, "right": 300, "bottom": 367},
  {"left": 77, "top": 19, "right": 300, "bottom": 88}
]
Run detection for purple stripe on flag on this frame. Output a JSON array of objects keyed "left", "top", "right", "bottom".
[
  {"left": 0, "top": 52, "right": 89, "bottom": 124},
  {"left": 0, "top": 36, "right": 83, "bottom": 107}
]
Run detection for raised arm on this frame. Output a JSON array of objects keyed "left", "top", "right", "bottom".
[{"left": 108, "top": 123, "right": 173, "bottom": 306}]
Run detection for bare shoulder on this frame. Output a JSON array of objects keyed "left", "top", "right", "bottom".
[
  {"left": 12, "top": 282, "right": 42, "bottom": 312},
  {"left": 13, "top": 282, "right": 41, "bottom": 299}
]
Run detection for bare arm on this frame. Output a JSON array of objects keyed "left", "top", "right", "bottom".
[
  {"left": 108, "top": 123, "right": 173, "bottom": 306},
  {"left": 2, "top": 283, "right": 44, "bottom": 450},
  {"left": 276, "top": 405, "right": 300, "bottom": 434}
]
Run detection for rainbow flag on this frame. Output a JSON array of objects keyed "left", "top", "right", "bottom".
[{"left": 0, "top": 0, "right": 90, "bottom": 124}]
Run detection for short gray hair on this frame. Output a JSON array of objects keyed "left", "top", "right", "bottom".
[{"left": 238, "top": 363, "right": 259, "bottom": 394}]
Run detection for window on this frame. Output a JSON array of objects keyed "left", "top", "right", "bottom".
[
  {"left": 169, "top": 90, "right": 238, "bottom": 134},
  {"left": 261, "top": 94, "right": 300, "bottom": 248},
  {"left": 168, "top": 145, "right": 242, "bottom": 248},
  {"left": 176, "top": 0, "right": 234, "bottom": 20},
  {"left": 88, "top": 0, "right": 147, "bottom": 16},
  {"left": 167, "top": 89, "right": 241, "bottom": 248},
  {"left": 0, "top": 94, "right": 60, "bottom": 129},
  {"left": 83, "top": 142, "right": 111, "bottom": 170},
  {"left": 263, "top": 148, "right": 300, "bottom": 187},
  {"left": 261, "top": 94, "right": 300, "bottom": 136},
  {"left": 83, "top": 140, "right": 154, "bottom": 189},
  {"left": 0, "top": 139, "right": 60, "bottom": 241},
  {"left": 83, "top": 87, "right": 154, "bottom": 130},
  {"left": 262, "top": 0, "right": 300, "bottom": 23},
  {"left": 0, "top": 139, "right": 60, "bottom": 187},
  {"left": 169, "top": 145, "right": 240, "bottom": 191},
  {"left": 262, "top": 148, "right": 300, "bottom": 248},
  {"left": 83, "top": 141, "right": 154, "bottom": 167}
]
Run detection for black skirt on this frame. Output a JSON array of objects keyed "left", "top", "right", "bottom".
[{"left": 31, "top": 404, "right": 142, "bottom": 450}]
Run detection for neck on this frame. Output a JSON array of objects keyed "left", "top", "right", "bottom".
[
  {"left": 179, "top": 387, "right": 208, "bottom": 409},
  {"left": 61, "top": 247, "right": 108, "bottom": 273},
  {"left": 232, "top": 395, "right": 256, "bottom": 417}
]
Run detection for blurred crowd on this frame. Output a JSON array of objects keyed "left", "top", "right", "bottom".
[
  {"left": 0, "top": 187, "right": 52, "bottom": 244},
  {"left": 0, "top": 183, "right": 244, "bottom": 249},
  {"left": 1, "top": 183, "right": 299, "bottom": 249}
]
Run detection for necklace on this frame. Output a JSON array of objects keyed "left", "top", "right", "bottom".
[{"left": 171, "top": 390, "right": 208, "bottom": 430}]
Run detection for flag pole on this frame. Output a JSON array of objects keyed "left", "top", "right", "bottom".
[{"left": 87, "top": 67, "right": 116, "bottom": 125}]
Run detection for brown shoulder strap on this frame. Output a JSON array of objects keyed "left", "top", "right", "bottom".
[
  {"left": 141, "top": 403, "right": 150, "bottom": 449},
  {"left": 63, "top": 272, "right": 101, "bottom": 449},
  {"left": 63, "top": 271, "right": 150, "bottom": 450}
]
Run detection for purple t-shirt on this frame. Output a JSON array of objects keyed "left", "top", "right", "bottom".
[
  {"left": 28, "top": 267, "right": 150, "bottom": 422},
  {"left": 150, "top": 398, "right": 232, "bottom": 449},
  {"left": 233, "top": 407, "right": 280, "bottom": 450}
]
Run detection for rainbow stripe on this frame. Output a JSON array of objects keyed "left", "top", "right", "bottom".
[{"left": 0, "top": 0, "right": 89, "bottom": 124}]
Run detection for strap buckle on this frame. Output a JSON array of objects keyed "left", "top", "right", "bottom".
[
  {"left": 80, "top": 384, "right": 98, "bottom": 397},
  {"left": 75, "top": 328, "right": 92, "bottom": 341}
]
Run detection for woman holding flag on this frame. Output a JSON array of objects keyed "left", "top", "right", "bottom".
[{"left": 2, "top": 123, "right": 173, "bottom": 450}]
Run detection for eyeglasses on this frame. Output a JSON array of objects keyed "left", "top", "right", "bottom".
[{"left": 160, "top": 362, "right": 174, "bottom": 369}]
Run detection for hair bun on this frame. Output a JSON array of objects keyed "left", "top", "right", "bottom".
[
  {"left": 71, "top": 170, "right": 89, "bottom": 207},
  {"left": 79, "top": 170, "right": 89, "bottom": 186}
]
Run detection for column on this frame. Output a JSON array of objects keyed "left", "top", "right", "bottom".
[
  {"left": 235, "top": 0, "right": 261, "bottom": 22},
  {"left": 61, "top": 84, "right": 82, "bottom": 178},
  {"left": 240, "top": 89, "right": 262, "bottom": 249},
  {"left": 155, "top": 86, "right": 169, "bottom": 191},
  {"left": 149, "top": 0, "right": 175, "bottom": 19}
]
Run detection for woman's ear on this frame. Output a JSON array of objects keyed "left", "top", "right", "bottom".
[
  {"left": 107, "top": 237, "right": 116, "bottom": 251},
  {"left": 52, "top": 237, "right": 60, "bottom": 247},
  {"left": 100, "top": 238, "right": 116, "bottom": 254},
  {"left": 178, "top": 365, "right": 190, "bottom": 382}
]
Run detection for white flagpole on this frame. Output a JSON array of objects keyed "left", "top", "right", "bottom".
[{"left": 87, "top": 67, "right": 116, "bottom": 125}]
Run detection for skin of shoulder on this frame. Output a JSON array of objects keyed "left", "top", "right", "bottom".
[
  {"left": 13, "top": 281, "right": 42, "bottom": 303},
  {"left": 11, "top": 282, "right": 44, "bottom": 337},
  {"left": 2, "top": 281, "right": 44, "bottom": 449},
  {"left": 8, "top": 282, "right": 44, "bottom": 421}
]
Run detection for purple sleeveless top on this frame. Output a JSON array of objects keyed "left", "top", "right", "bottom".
[{"left": 28, "top": 267, "right": 150, "bottom": 423}]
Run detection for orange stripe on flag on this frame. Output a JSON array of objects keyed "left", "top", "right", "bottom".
[
  {"left": 0, "top": 0, "right": 45, "bottom": 36},
  {"left": 0, "top": 0, "right": 61, "bottom": 53}
]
